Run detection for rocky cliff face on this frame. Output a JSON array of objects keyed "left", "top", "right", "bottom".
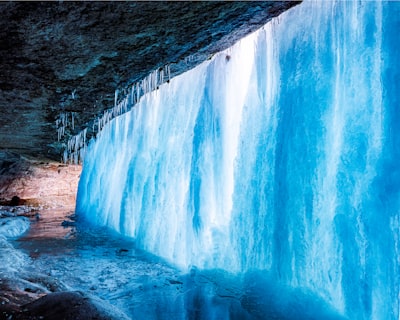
[
  {"left": 0, "top": 1, "right": 299, "bottom": 161},
  {"left": 0, "top": 151, "right": 81, "bottom": 207}
]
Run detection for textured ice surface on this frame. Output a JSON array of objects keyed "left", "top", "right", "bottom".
[
  {"left": 0, "top": 236, "right": 29, "bottom": 274},
  {"left": 77, "top": 1, "right": 400, "bottom": 319},
  {"left": 0, "top": 217, "right": 30, "bottom": 239},
  {"left": 14, "top": 222, "right": 347, "bottom": 320},
  {"left": 0, "top": 217, "right": 30, "bottom": 277},
  {"left": 0, "top": 215, "right": 35, "bottom": 303}
]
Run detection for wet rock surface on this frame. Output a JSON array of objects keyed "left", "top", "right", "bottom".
[{"left": 0, "top": 1, "right": 300, "bottom": 161}]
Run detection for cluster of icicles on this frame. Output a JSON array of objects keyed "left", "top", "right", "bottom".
[
  {"left": 58, "top": 65, "right": 171, "bottom": 164},
  {"left": 56, "top": 111, "right": 76, "bottom": 142}
]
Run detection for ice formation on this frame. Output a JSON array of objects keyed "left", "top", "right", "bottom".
[
  {"left": 61, "top": 65, "right": 172, "bottom": 164},
  {"left": 0, "top": 217, "right": 30, "bottom": 239},
  {"left": 77, "top": 1, "right": 400, "bottom": 319},
  {"left": 0, "top": 216, "right": 30, "bottom": 274}
]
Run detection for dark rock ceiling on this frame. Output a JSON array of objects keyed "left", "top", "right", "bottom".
[{"left": 0, "top": 1, "right": 300, "bottom": 161}]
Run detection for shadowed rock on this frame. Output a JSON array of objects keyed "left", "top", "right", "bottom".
[
  {"left": 0, "top": 1, "right": 300, "bottom": 161},
  {"left": 3, "top": 291, "right": 130, "bottom": 320}
]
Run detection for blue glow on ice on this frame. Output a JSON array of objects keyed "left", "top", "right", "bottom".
[{"left": 77, "top": 1, "right": 400, "bottom": 319}]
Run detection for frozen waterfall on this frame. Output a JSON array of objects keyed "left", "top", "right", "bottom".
[{"left": 76, "top": 1, "right": 400, "bottom": 319}]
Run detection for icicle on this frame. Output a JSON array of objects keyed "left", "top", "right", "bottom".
[
  {"left": 167, "top": 64, "right": 171, "bottom": 81},
  {"left": 114, "top": 89, "right": 119, "bottom": 108},
  {"left": 60, "top": 61, "right": 175, "bottom": 164},
  {"left": 83, "top": 128, "right": 87, "bottom": 146},
  {"left": 160, "top": 68, "right": 164, "bottom": 85},
  {"left": 132, "top": 84, "right": 136, "bottom": 103},
  {"left": 62, "top": 149, "right": 68, "bottom": 163}
]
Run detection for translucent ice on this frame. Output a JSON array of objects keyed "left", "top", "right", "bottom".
[{"left": 77, "top": 1, "right": 400, "bottom": 319}]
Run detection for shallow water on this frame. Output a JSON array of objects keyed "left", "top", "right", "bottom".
[{"left": 11, "top": 210, "right": 348, "bottom": 320}]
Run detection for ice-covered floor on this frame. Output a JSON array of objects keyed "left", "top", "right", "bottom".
[
  {"left": 2, "top": 209, "right": 347, "bottom": 320},
  {"left": 11, "top": 211, "right": 253, "bottom": 319}
]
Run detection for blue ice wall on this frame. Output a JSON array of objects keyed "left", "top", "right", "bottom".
[{"left": 77, "top": 1, "right": 400, "bottom": 319}]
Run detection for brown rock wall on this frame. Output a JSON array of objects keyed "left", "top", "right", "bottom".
[{"left": 0, "top": 152, "right": 81, "bottom": 208}]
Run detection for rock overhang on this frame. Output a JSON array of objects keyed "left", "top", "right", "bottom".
[{"left": 0, "top": 1, "right": 300, "bottom": 161}]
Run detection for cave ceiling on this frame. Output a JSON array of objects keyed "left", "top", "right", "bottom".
[{"left": 0, "top": 1, "right": 299, "bottom": 161}]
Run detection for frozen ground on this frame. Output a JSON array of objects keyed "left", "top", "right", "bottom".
[
  {"left": 12, "top": 210, "right": 252, "bottom": 319},
  {"left": 0, "top": 208, "right": 348, "bottom": 320}
]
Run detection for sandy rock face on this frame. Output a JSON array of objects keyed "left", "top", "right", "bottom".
[{"left": 0, "top": 152, "right": 81, "bottom": 208}]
